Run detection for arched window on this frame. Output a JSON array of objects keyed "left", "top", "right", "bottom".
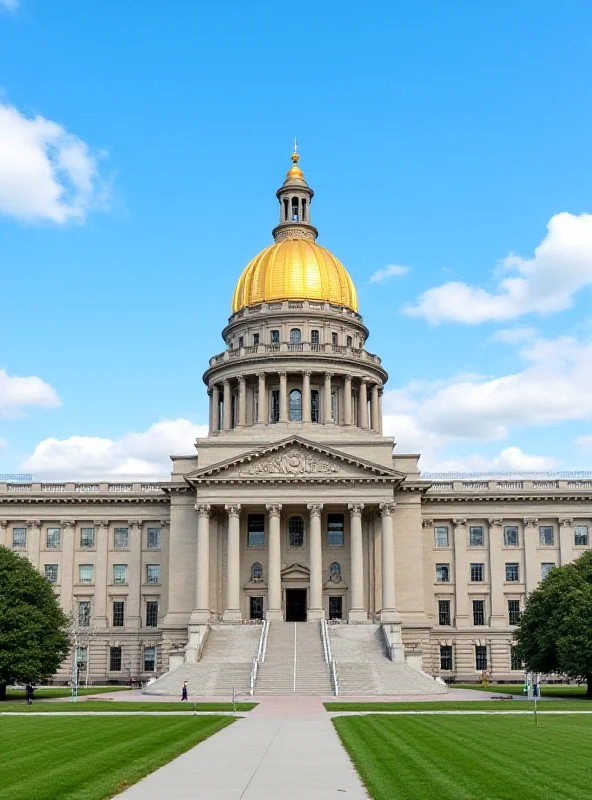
[
  {"left": 302, "top": 198, "right": 307, "bottom": 221},
  {"left": 291, "top": 196, "right": 299, "bottom": 221},
  {"left": 288, "top": 516, "right": 304, "bottom": 547},
  {"left": 289, "top": 328, "right": 301, "bottom": 344},
  {"left": 283, "top": 198, "right": 289, "bottom": 221},
  {"left": 329, "top": 562, "right": 341, "bottom": 582},
  {"left": 251, "top": 562, "right": 263, "bottom": 582},
  {"left": 346, "top": 335, "right": 352, "bottom": 347},
  {"left": 289, "top": 389, "right": 302, "bottom": 422}
]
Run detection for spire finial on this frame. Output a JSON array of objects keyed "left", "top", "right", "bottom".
[{"left": 293, "top": 137, "right": 298, "bottom": 154}]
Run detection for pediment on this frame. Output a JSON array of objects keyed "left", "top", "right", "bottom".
[
  {"left": 281, "top": 563, "right": 310, "bottom": 581},
  {"left": 185, "top": 436, "right": 403, "bottom": 484}
]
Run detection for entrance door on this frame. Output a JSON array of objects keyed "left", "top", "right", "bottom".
[
  {"left": 250, "top": 596, "right": 263, "bottom": 620},
  {"left": 285, "top": 589, "right": 307, "bottom": 622}
]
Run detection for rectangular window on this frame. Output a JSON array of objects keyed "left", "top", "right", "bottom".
[
  {"left": 575, "top": 525, "right": 589, "bottom": 546},
  {"left": 238, "top": 336, "right": 244, "bottom": 348},
  {"left": 270, "top": 329, "right": 280, "bottom": 344},
  {"left": 270, "top": 389, "right": 280, "bottom": 423},
  {"left": 311, "top": 329, "right": 320, "bottom": 346},
  {"left": 327, "top": 514, "right": 344, "bottom": 547},
  {"left": 288, "top": 516, "right": 305, "bottom": 548},
  {"left": 112, "top": 600, "right": 125, "bottom": 627},
  {"left": 46, "top": 527, "right": 61, "bottom": 549},
  {"left": 80, "top": 527, "right": 95, "bottom": 548},
  {"left": 114, "top": 527, "right": 129, "bottom": 548},
  {"left": 311, "top": 389, "right": 319, "bottom": 423},
  {"left": 144, "top": 646, "right": 156, "bottom": 672},
  {"left": 146, "top": 600, "right": 158, "bottom": 627},
  {"left": 331, "top": 332, "right": 338, "bottom": 347},
  {"left": 505, "top": 563, "right": 520, "bottom": 582},
  {"left": 504, "top": 526, "right": 519, "bottom": 547},
  {"left": 470, "top": 563, "right": 484, "bottom": 582},
  {"left": 469, "top": 526, "right": 484, "bottom": 547},
  {"left": 508, "top": 599, "right": 521, "bottom": 625},
  {"left": 109, "top": 646, "right": 122, "bottom": 671},
  {"left": 541, "top": 562, "right": 555, "bottom": 580},
  {"left": 473, "top": 599, "right": 485, "bottom": 626},
  {"left": 248, "top": 514, "right": 265, "bottom": 547},
  {"left": 78, "top": 564, "right": 94, "bottom": 584},
  {"left": 76, "top": 646, "right": 88, "bottom": 668},
  {"left": 438, "top": 599, "right": 451, "bottom": 626},
  {"left": 434, "top": 526, "right": 449, "bottom": 547},
  {"left": 113, "top": 564, "right": 127, "bottom": 585},
  {"left": 539, "top": 526, "right": 554, "bottom": 546},
  {"left": 44, "top": 564, "right": 58, "bottom": 584},
  {"left": 475, "top": 645, "right": 488, "bottom": 671},
  {"left": 511, "top": 646, "right": 523, "bottom": 671},
  {"left": 440, "top": 645, "right": 453, "bottom": 671},
  {"left": 12, "top": 527, "right": 26, "bottom": 548},
  {"left": 331, "top": 389, "right": 339, "bottom": 423},
  {"left": 436, "top": 563, "right": 450, "bottom": 583},
  {"left": 253, "top": 333, "right": 260, "bottom": 345},
  {"left": 329, "top": 596, "right": 343, "bottom": 620},
  {"left": 147, "top": 528, "right": 161, "bottom": 549},
  {"left": 78, "top": 600, "right": 91, "bottom": 627},
  {"left": 146, "top": 564, "right": 161, "bottom": 584}
]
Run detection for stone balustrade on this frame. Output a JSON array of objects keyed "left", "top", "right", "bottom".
[
  {"left": 209, "top": 340, "right": 382, "bottom": 368},
  {"left": 428, "top": 478, "right": 592, "bottom": 493},
  {"left": 0, "top": 482, "right": 167, "bottom": 495}
]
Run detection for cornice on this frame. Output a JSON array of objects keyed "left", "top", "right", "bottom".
[
  {"left": 425, "top": 490, "right": 592, "bottom": 504},
  {"left": 0, "top": 495, "right": 169, "bottom": 506}
]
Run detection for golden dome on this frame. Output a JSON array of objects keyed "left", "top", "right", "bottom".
[
  {"left": 286, "top": 151, "right": 304, "bottom": 180},
  {"left": 232, "top": 238, "right": 358, "bottom": 313}
]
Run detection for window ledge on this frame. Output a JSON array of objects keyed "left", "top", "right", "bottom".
[{"left": 75, "top": 582, "right": 95, "bottom": 587}]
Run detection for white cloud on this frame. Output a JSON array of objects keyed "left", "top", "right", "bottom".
[
  {"left": 417, "top": 446, "right": 559, "bottom": 474},
  {"left": 22, "top": 418, "right": 208, "bottom": 480},
  {"left": 405, "top": 212, "right": 592, "bottom": 324},
  {"left": 491, "top": 326, "right": 537, "bottom": 344},
  {"left": 576, "top": 435, "right": 592, "bottom": 451},
  {"left": 491, "top": 446, "right": 559, "bottom": 471},
  {"left": 0, "top": 0, "right": 19, "bottom": 10},
  {"left": 370, "top": 264, "right": 410, "bottom": 283},
  {"left": 0, "top": 369, "right": 61, "bottom": 417},
  {"left": 0, "top": 103, "right": 108, "bottom": 223}
]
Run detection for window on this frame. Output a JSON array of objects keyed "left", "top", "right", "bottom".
[
  {"left": 76, "top": 646, "right": 88, "bottom": 669},
  {"left": 114, "top": 527, "right": 129, "bottom": 548},
  {"left": 329, "top": 562, "right": 342, "bottom": 581},
  {"left": 311, "top": 329, "right": 320, "bottom": 346},
  {"left": 331, "top": 389, "right": 338, "bottom": 422},
  {"left": 251, "top": 562, "right": 263, "bottom": 582},
  {"left": 146, "top": 564, "right": 161, "bottom": 584},
  {"left": 434, "top": 526, "right": 449, "bottom": 547},
  {"left": 109, "top": 646, "right": 122, "bottom": 671},
  {"left": 346, "top": 336, "right": 352, "bottom": 347},
  {"left": 44, "top": 564, "right": 58, "bottom": 584},
  {"left": 436, "top": 563, "right": 450, "bottom": 582},
  {"left": 469, "top": 526, "right": 484, "bottom": 547},
  {"left": 78, "top": 564, "right": 94, "bottom": 584},
  {"left": 247, "top": 514, "right": 265, "bottom": 547},
  {"left": 311, "top": 390, "right": 320, "bottom": 423},
  {"left": 80, "top": 527, "right": 95, "bottom": 548},
  {"left": 146, "top": 601, "right": 158, "bottom": 627},
  {"left": 505, "top": 563, "right": 520, "bottom": 582},
  {"left": 238, "top": 336, "right": 244, "bottom": 348},
  {"left": 504, "top": 526, "right": 519, "bottom": 547},
  {"left": 270, "top": 329, "right": 280, "bottom": 344},
  {"left": 144, "top": 646, "right": 156, "bottom": 672},
  {"left": 112, "top": 600, "right": 125, "bottom": 627},
  {"left": 289, "top": 388, "right": 302, "bottom": 421},
  {"left": 329, "top": 596, "right": 343, "bottom": 620},
  {"left": 12, "top": 527, "right": 26, "bottom": 548},
  {"left": 508, "top": 599, "right": 521, "bottom": 625},
  {"left": 440, "top": 645, "right": 453, "bottom": 671},
  {"left": 539, "top": 526, "right": 554, "bottom": 546},
  {"left": 46, "top": 527, "right": 61, "bottom": 549},
  {"left": 289, "top": 328, "right": 301, "bottom": 344},
  {"left": 250, "top": 596, "right": 264, "bottom": 620},
  {"left": 475, "top": 645, "right": 488, "bottom": 671},
  {"left": 253, "top": 333, "right": 259, "bottom": 345},
  {"left": 470, "top": 563, "right": 484, "bottom": 582},
  {"left": 147, "top": 528, "right": 161, "bottom": 549},
  {"left": 270, "top": 389, "right": 280, "bottom": 423},
  {"left": 511, "top": 646, "right": 523, "bottom": 671},
  {"left": 473, "top": 599, "right": 485, "bottom": 626},
  {"left": 113, "top": 564, "right": 127, "bottom": 585},
  {"left": 327, "top": 514, "right": 344, "bottom": 546},
  {"left": 331, "top": 332, "right": 338, "bottom": 347},
  {"left": 575, "top": 525, "right": 589, "bottom": 546},
  {"left": 78, "top": 600, "right": 91, "bottom": 627},
  {"left": 541, "top": 562, "right": 555, "bottom": 580},
  {"left": 288, "top": 516, "right": 304, "bottom": 547},
  {"left": 438, "top": 599, "right": 451, "bottom": 626}
]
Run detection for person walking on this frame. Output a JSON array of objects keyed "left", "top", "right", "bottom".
[
  {"left": 25, "top": 683, "right": 34, "bottom": 706},
  {"left": 181, "top": 681, "right": 188, "bottom": 701}
]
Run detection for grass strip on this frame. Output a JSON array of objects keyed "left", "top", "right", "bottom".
[
  {"left": 6, "top": 686, "right": 130, "bottom": 700},
  {"left": 451, "top": 682, "right": 588, "bottom": 697},
  {"left": 325, "top": 699, "right": 592, "bottom": 712},
  {"left": 0, "top": 700, "right": 256, "bottom": 713}
]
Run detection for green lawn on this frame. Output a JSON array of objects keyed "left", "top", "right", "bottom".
[
  {"left": 325, "top": 700, "right": 592, "bottom": 711},
  {"left": 0, "top": 700, "right": 256, "bottom": 713},
  {"left": 6, "top": 686, "right": 130, "bottom": 700},
  {"left": 1, "top": 715, "right": 233, "bottom": 800},
  {"left": 334, "top": 715, "right": 592, "bottom": 800},
  {"left": 452, "top": 682, "right": 589, "bottom": 697}
]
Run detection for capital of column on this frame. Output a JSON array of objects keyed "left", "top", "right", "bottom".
[
  {"left": 257, "top": 371, "right": 266, "bottom": 379},
  {"left": 128, "top": 519, "right": 142, "bottom": 528},
  {"left": 307, "top": 503, "right": 323, "bottom": 517},
  {"left": 523, "top": 517, "right": 538, "bottom": 528},
  {"left": 278, "top": 371, "right": 287, "bottom": 378},
  {"left": 488, "top": 518, "right": 503, "bottom": 528},
  {"left": 324, "top": 371, "right": 333, "bottom": 379},
  {"left": 303, "top": 369, "right": 312, "bottom": 377},
  {"left": 61, "top": 519, "right": 76, "bottom": 528},
  {"left": 348, "top": 503, "right": 364, "bottom": 517},
  {"left": 559, "top": 517, "right": 574, "bottom": 526},
  {"left": 379, "top": 502, "right": 396, "bottom": 517},
  {"left": 195, "top": 504, "right": 212, "bottom": 518},
  {"left": 237, "top": 374, "right": 246, "bottom": 384},
  {"left": 94, "top": 519, "right": 110, "bottom": 528},
  {"left": 26, "top": 520, "right": 41, "bottom": 528},
  {"left": 0, "top": 520, "right": 8, "bottom": 530},
  {"left": 421, "top": 518, "right": 434, "bottom": 528},
  {"left": 223, "top": 378, "right": 230, "bottom": 386},
  {"left": 266, "top": 503, "right": 282, "bottom": 518},
  {"left": 453, "top": 518, "right": 468, "bottom": 527},
  {"left": 345, "top": 374, "right": 352, "bottom": 381},
  {"left": 225, "top": 504, "right": 242, "bottom": 518}
]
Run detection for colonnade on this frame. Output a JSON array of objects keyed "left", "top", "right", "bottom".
[{"left": 193, "top": 502, "right": 397, "bottom": 622}]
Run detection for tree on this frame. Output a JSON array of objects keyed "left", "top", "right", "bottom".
[
  {"left": 514, "top": 550, "right": 592, "bottom": 698},
  {"left": 0, "top": 546, "right": 69, "bottom": 700}
]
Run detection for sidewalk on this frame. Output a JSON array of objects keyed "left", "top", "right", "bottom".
[{"left": 119, "top": 696, "right": 368, "bottom": 799}]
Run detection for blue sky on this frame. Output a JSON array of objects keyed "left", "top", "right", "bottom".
[{"left": 1, "top": 0, "right": 592, "bottom": 478}]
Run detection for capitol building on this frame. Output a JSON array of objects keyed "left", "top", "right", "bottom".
[{"left": 2, "top": 151, "right": 591, "bottom": 694}]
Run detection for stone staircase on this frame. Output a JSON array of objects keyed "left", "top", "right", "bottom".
[
  {"left": 144, "top": 624, "right": 261, "bottom": 696},
  {"left": 328, "top": 624, "right": 447, "bottom": 695},
  {"left": 255, "top": 621, "right": 333, "bottom": 696}
]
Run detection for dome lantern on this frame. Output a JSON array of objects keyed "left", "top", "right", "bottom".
[{"left": 272, "top": 144, "right": 318, "bottom": 244}]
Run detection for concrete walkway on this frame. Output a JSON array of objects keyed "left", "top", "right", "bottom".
[{"left": 119, "top": 696, "right": 368, "bottom": 799}]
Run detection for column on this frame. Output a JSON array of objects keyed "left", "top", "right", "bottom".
[
  {"left": 302, "top": 371, "right": 312, "bottom": 422},
  {"left": 358, "top": 378, "right": 368, "bottom": 428},
  {"left": 559, "top": 517, "right": 575, "bottom": 566},
  {"left": 93, "top": 520, "right": 109, "bottom": 629},
  {"left": 192, "top": 504, "right": 211, "bottom": 623},
  {"left": 257, "top": 372, "right": 267, "bottom": 425},
  {"left": 488, "top": 519, "right": 506, "bottom": 628},
  {"left": 523, "top": 517, "right": 539, "bottom": 594},
  {"left": 60, "top": 519, "right": 75, "bottom": 615},
  {"left": 0, "top": 521, "right": 7, "bottom": 548},
  {"left": 378, "top": 389, "right": 383, "bottom": 434},
  {"left": 308, "top": 504, "right": 324, "bottom": 619},
  {"left": 222, "top": 380, "right": 232, "bottom": 431},
  {"left": 237, "top": 375, "right": 247, "bottom": 426},
  {"left": 323, "top": 372, "right": 333, "bottom": 423},
  {"left": 211, "top": 385, "right": 220, "bottom": 433},
  {"left": 266, "top": 504, "right": 283, "bottom": 620},
  {"left": 128, "top": 520, "right": 142, "bottom": 629},
  {"left": 453, "top": 519, "right": 469, "bottom": 628},
  {"left": 344, "top": 374, "right": 353, "bottom": 425},
  {"left": 348, "top": 503, "right": 366, "bottom": 621},
  {"left": 223, "top": 505, "right": 242, "bottom": 621},
  {"left": 370, "top": 383, "right": 380, "bottom": 432},
  {"left": 379, "top": 503, "right": 397, "bottom": 620},
  {"left": 279, "top": 372, "right": 288, "bottom": 423}
]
